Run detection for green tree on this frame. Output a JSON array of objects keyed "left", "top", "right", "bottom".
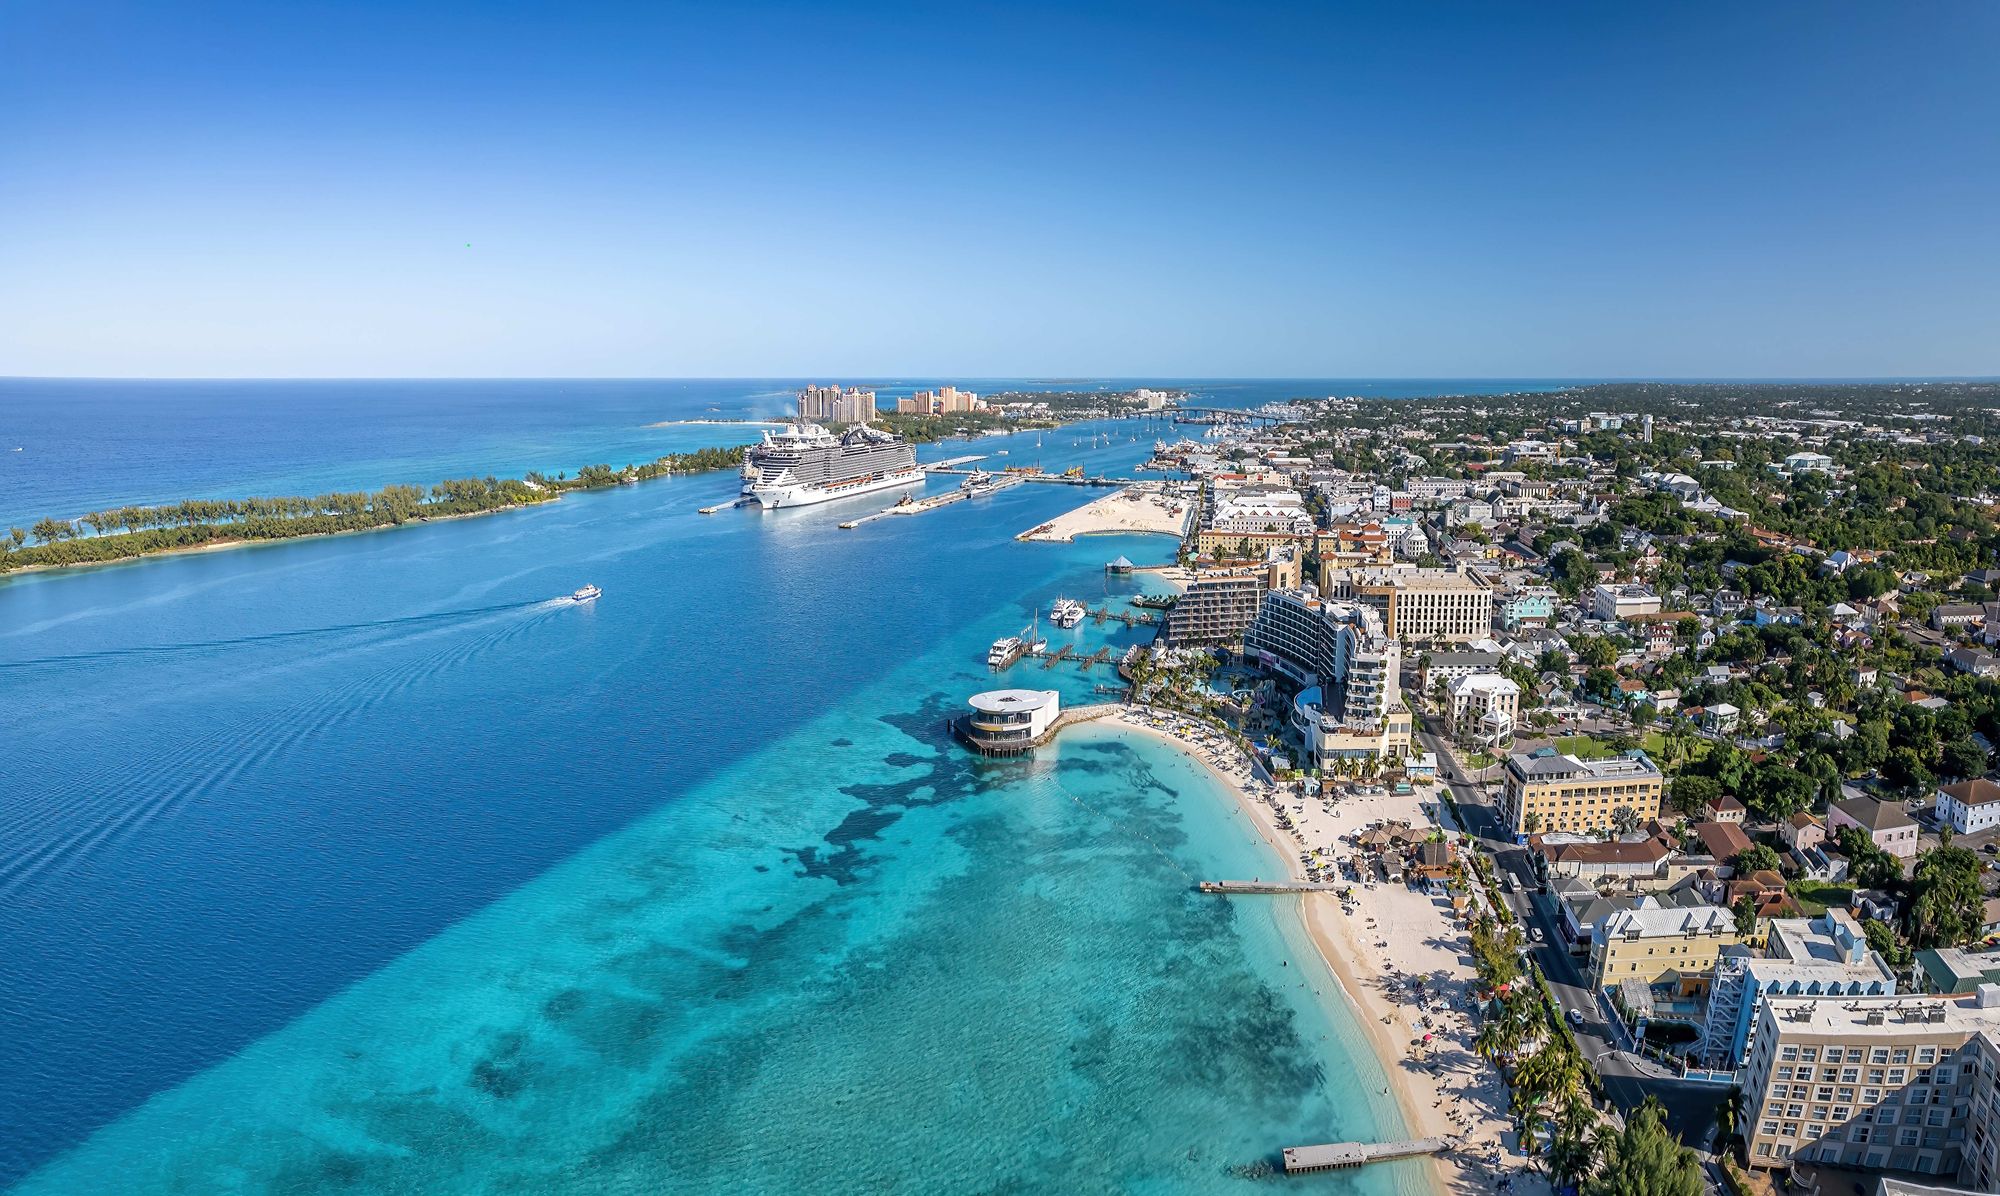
[
  {"left": 1668, "top": 774, "right": 1719, "bottom": 818},
  {"left": 1863, "top": 918, "right": 1912, "bottom": 970},
  {"left": 1733, "top": 894, "right": 1759, "bottom": 938},
  {"left": 1734, "top": 843, "right": 1782, "bottom": 875},
  {"left": 1582, "top": 1096, "right": 1702, "bottom": 1196},
  {"left": 1838, "top": 826, "right": 1903, "bottom": 891},
  {"left": 1909, "top": 832, "right": 1986, "bottom": 949}
]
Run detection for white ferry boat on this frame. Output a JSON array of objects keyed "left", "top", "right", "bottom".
[
  {"left": 571, "top": 584, "right": 602, "bottom": 602},
  {"left": 1051, "top": 598, "right": 1086, "bottom": 628},
  {"left": 741, "top": 423, "right": 922, "bottom": 509}
]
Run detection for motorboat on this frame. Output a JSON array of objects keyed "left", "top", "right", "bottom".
[{"left": 571, "top": 584, "right": 602, "bottom": 602}]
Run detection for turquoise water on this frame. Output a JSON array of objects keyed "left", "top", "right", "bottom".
[{"left": 0, "top": 384, "right": 1452, "bottom": 1193}]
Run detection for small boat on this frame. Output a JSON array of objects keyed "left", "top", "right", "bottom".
[{"left": 571, "top": 584, "right": 602, "bottom": 602}]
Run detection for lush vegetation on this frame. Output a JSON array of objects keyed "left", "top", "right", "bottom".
[{"left": 0, "top": 445, "right": 747, "bottom": 575}]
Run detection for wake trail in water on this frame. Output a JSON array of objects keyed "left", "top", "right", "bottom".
[
  {"left": 0, "top": 599, "right": 576, "bottom": 899},
  {"left": 0, "top": 599, "right": 549, "bottom": 671}
]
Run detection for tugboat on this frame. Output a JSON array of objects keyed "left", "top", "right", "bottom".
[{"left": 571, "top": 584, "right": 602, "bottom": 603}]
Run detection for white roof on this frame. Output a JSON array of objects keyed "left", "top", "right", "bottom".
[{"left": 967, "top": 689, "right": 1059, "bottom": 714}]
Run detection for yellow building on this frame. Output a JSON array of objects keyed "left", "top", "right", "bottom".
[
  {"left": 1590, "top": 901, "right": 1741, "bottom": 990},
  {"left": 1501, "top": 749, "right": 1664, "bottom": 836}
]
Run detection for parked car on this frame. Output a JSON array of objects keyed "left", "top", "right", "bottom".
[{"left": 1567, "top": 1008, "right": 1586, "bottom": 1028}]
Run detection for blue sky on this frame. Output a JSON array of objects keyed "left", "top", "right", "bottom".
[{"left": 1, "top": 1, "right": 1995, "bottom": 378}]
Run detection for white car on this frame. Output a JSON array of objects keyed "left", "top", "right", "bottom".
[{"left": 1530, "top": 927, "right": 1545, "bottom": 943}]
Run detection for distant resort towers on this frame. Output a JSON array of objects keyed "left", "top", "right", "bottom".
[{"left": 796, "top": 384, "right": 877, "bottom": 424}]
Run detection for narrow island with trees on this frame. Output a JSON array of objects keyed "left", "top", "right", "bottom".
[{"left": 0, "top": 444, "right": 750, "bottom": 576}]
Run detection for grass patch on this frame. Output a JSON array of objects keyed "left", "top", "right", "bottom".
[
  {"left": 1788, "top": 880, "right": 1854, "bottom": 917},
  {"left": 1554, "top": 735, "right": 1616, "bottom": 760}
]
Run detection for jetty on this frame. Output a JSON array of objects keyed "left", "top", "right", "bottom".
[
  {"left": 1078, "top": 646, "right": 1112, "bottom": 670},
  {"left": 1196, "top": 880, "right": 1348, "bottom": 895},
  {"left": 1279, "top": 1138, "right": 1448, "bottom": 1174},
  {"left": 927, "top": 467, "right": 1137, "bottom": 488},
  {"left": 1041, "top": 644, "right": 1074, "bottom": 669},
  {"left": 924, "top": 455, "right": 987, "bottom": 470},
  {"left": 1086, "top": 605, "right": 1155, "bottom": 626}
]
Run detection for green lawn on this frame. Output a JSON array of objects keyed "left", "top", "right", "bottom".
[
  {"left": 1788, "top": 881, "right": 1854, "bottom": 917},
  {"left": 1554, "top": 735, "right": 1617, "bottom": 760}
]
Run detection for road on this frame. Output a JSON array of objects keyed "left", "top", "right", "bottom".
[{"left": 1415, "top": 717, "right": 1729, "bottom": 1150}]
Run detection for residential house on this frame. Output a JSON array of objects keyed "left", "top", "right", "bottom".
[{"left": 1827, "top": 796, "right": 1920, "bottom": 859}]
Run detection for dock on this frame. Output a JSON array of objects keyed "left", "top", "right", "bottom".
[
  {"left": 1041, "top": 644, "right": 1074, "bottom": 669},
  {"left": 1078, "top": 646, "right": 1112, "bottom": 670},
  {"left": 1196, "top": 880, "right": 1348, "bottom": 895},
  {"left": 924, "top": 455, "right": 987, "bottom": 470},
  {"left": 1280, "top": 1138, "right": 1448, "bottom": 1174},
  {"left": 925, "top": 467, "right": 1138, "bottom": 488},
  {"left": 1087, "top": 605, "right": 1156, "bottom": 626}
]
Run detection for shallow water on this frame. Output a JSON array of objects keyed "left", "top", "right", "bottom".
[{"left": 0, "top": 384, "right": 1467, "bottom": 1193}]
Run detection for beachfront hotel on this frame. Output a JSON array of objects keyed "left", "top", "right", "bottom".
[
  {"left": 1499, "top": 747, "right": 1665, "bottom": 836},
  {"left": 1243, "top": 587, "right": 1411, "bottom": 762},
  {"left": 797, "top": 384, "right": 877, "bottom": 424},
  {"left": 1701, "top": 909, "right": 1896, "bottom": 1070},
  {"left": 1739, "top": 989, "right": 2000, "bottom": 1183},
  {"left": 1319, "top": 564, "right": 1493, "bottom": 643}
]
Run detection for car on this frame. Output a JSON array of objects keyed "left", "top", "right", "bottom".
[
  {"left": 1985, "top": 843, "right": 1998, "bottom": 855},
  {"left": 1567, "top": 1008, "right": 1586, "bottom": 1028},
  {"left": 1530, "top": 927, "right": 1545, "bottom": 943}
]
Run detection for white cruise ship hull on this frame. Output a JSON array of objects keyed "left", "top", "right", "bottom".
[{"left": 751, "top": 468, "right": 924, "bottom": 509}]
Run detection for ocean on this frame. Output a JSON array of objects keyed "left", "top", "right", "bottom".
[{"left": 0, "top": 379, "right": 1558, "bottom": 1193}]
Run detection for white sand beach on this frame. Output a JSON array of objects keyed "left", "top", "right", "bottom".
[
  {"left": 1017, "top": 483, "right": 1191, "bottom": 542},
  {"left": 1109, "top": 708, "right": 1551, "bottom": 1196}
]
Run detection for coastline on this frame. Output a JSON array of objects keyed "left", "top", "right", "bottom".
[
  {"left": 1016, "top": 483, "right": 1193, "bottom": 543},
  {"left": 1104, "top": 710, "right": 1546, "bottom": 1196}
]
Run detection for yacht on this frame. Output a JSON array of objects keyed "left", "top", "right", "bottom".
[
  {"left": 1051, "top": 598, "right": 1086, "bottom": 628},
  {"left": 987, "top": 636, "right": 1023, "bottom": 669},
  {"left": 571, "top": 584, "right": 602, "bottom": 602}
]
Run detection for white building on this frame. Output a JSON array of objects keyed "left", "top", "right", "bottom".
[
  {"left": 962, "top": 689, "right": 1060, "bottom": 755},
  {"left": 1243, "top": 588, "right": 1411, "bottom": 762},
  {"left": 1785, "top": 451, "right": 1835, "bottom": 474},
  {"left": 1448, "top": 673, "right": 1519, "bottom": 749},
  {"left": 1938, "top": 779, "right": 2000, "bottom": 835},
  {"left": 1591, "top": 582, "right": 1662, "bottom": 622}
]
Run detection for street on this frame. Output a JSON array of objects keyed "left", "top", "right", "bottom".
[{"left": 1416, "top": 719, "right": 1730, "bottom": 1150}]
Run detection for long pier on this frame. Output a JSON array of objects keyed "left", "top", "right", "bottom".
[
  {"left": 925, "top": 467, "right": 1139, "bottom": 488},
  {"left": 1088, "top": 605, "right": 1156, "bottom": 626},
  {"left": 1197, "top": 880, "right": 1347, "bottom": 895},
  {"left": 1280, "top": 1138, "right": 1448, "bottom": 1174},
  {"left": 1041, "top": 644, "right": 1075, "bottom": 669}
]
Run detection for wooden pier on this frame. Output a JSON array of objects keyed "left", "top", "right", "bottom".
[
  {"left": 1079, "top": 646, "right": 1112, "bottom": 670},
  {"left": 1280, "top": 1137, "right": 1447, "bottom": 1174},
  {"left": 1197, "top": 880, "right": 1348, "bottom": 895},
  {"left": 1041, "top": 644, "right": 1074, "bottom": 669},
  {"left": 1086, "top": 605, "right": 1156, "bottom": 626}
]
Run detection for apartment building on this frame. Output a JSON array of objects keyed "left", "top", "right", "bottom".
[
  {"left": 1320, "top": 565, "right": 1493, "bottom": 642},
  {"left": 1740, "top": 990, "right": 2000, "bottom": 1182},
  {"left": 1591, "top": 582, "right": 1662, "bottom": 622},
  {"left": 1448, "top": 673, "right": 1518, "bottom": 749},
  {"left": 797, "top": 384, "right": 877, "bottom": 424},
  {"left": 1589, "top": 899, "right": 1741, "bottom": 989},
  {"left": 1500, "top": 747, "right": 1665, "bottom": 836},
  {"left": 1159, "top": 573, "right": 1265, "bottom": 647},
  {"left": 1701, "top": 909, "right": 1896, "bottom": 1069}
]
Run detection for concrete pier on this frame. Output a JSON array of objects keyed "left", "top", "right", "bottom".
[
  {"left": 1280, "top": 1137, "right": 1448, "bottom": 1174},
  {"left": 1196, "top": 880, "right": 1348, "bottom": 895}
]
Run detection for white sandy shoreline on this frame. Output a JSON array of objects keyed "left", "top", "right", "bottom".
[
  {"left": 1016, "top": 483, "right": 1192, "bottom": 543},
  {"left": 1100, "top": 709, "right": 1549, "bottom": 1196}
]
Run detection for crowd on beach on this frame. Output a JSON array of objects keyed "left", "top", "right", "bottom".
[{"left": 1115, "top": 705, "right": 1551, "bottom": 1195}]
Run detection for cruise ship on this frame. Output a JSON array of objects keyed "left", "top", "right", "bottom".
[{"left": 741, "top": 423, "right": 922, "bottom": 509}]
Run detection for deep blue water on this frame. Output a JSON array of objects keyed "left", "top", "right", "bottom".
[{"left": 0, "top": 379, "right": 1561, "bottom": 1193}]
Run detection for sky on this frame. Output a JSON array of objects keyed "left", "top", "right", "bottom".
[{"left": 1, "top": 0, "right": 1996, "bottom": 379}]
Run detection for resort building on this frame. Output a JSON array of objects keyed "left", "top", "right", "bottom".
[
  {"left": 797, "top": 384, "right": 878, "bottom": 424},
  {"left": 1701, "top": 909, "right": 1897, "bottom": 1069},
  {"left": 959, "top": 689, "right": 1059, "bottom": 756},
  {"left": 1936, "top": 779, "right": 2000, "bottom": 836},
  {"left": 1159, "top": 574, "right": 1265, "bottom": 646},
  {"left": 1739, "top": 989, "right": 2000, "bottom": 1181},
  {"left": 1320, "top": 565, "right": 1493, "bottom": 643},
  {"left": 1589, "top": 898, "right": 1741, "bottom": 990},
  {"left": 1500, "top": 747, "right": 1666, "bottom": 837},
  {"left": 1447, "top": 673, "right": 1518, "bottom": 750},
  {"left": 1419, "top": 649, "right": 1503, "bottom": 691},
  {"left": 1243, "top": 587, "right": 1410, "bottom": 763}
]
